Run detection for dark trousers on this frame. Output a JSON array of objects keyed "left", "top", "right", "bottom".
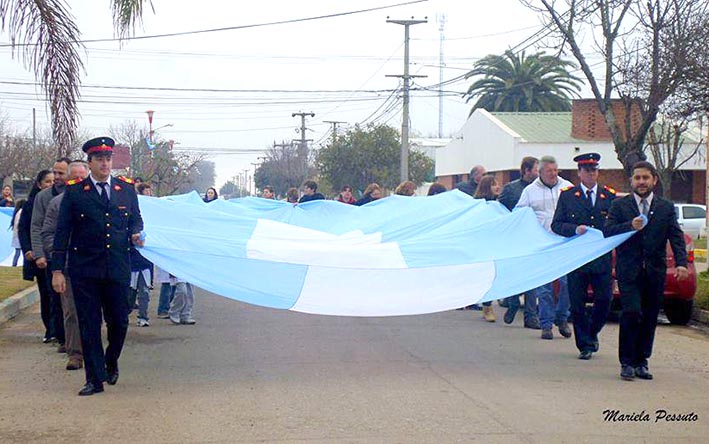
[
  {"left": 72, "top": 277, "right": 129, "bottom": 385},
  {"left": 568, "top": 268, "right": 611, "bottom": 352},
  {"left": 36, "top": 270, "right": 53, "bottom": 339},
  {"left": 45, "top": 267, "right": 65, "bottom": 345},
  {"left": 618, "top": 270, "right": 664, "bottom": 367}
]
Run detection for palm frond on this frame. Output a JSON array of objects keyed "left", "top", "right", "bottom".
[
  {"left": 1, "top": 0, "right": 84, "bottom": 154},
  {"left": 112, "top": 0, "right": 153, "bottom": 39}
]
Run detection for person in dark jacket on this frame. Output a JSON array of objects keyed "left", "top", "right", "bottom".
[
  {"left": 551, "top": 153, "right": 615, "bottom": 360},
  {"left": 18, "top": 169, "right": 55, "bottom": 342},
  {"left": 455, "top": 165, "right": 486, "bottom": 197},
  {"left": 203, "top": 187, "right": 218, "bottom": 202},
  {"left": 498, "top": 157, "right": 539, "bottom": 211},
  {"left": 51, "top": 137, "right": 144, "bottom": 396},
  {"left": 498, "top": 157, "right": 540, "bottom": 328},
  {"left": 298, "top": 180, "right": 325, "bottom": 203},
  {"left": 354, "top": 183, "right": 382, "bottom": 206},
  {"left": 604, "top": 161, "right": 688, "bottom": 381}
]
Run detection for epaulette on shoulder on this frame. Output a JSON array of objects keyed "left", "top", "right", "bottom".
[
  {"left": 603, "top": 185, "right": 616, "bottom": 194},
  {"left": 560, "top": 185, "right": 574, "bottom": 192},
  {"left": 117, "top": 176, "right": 134, "bottom": 184},
  {"left": 66, "top": 178, "right": 82, "bottom": 186}
]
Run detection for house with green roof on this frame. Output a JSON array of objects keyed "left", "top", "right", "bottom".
[{"left": 435, "top": 103, "right": 705, "bottom": 203}]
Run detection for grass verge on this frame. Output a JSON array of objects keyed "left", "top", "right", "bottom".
[
  {"left": 697, "top": 271, "right": 709, "bottom": 311},
  {"left": 0, "top": 267, "right": 35, "bottom": 303}
]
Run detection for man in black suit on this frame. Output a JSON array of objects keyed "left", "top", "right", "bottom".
[
  {"left": 552, "top": 153, "right": 615, "bottom": 360},
  {"left": 52, "top": 137, "right": 144, "bottom": 396},
  {"left": 603, "top": 161, "right": 688, "bottom": 381}
]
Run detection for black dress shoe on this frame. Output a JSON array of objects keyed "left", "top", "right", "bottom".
[
  {"left": 78, "top": 382, "right": 104, "bottom": 396},
  {"left": 503, "top": 307, "right": 517, "bottom": 324},
  {"left": 106, "top": 367, "right": 119, "bottom": 385},
  {"left": 634, "top": 366, "right": 653, "bottom": 380},
  {"left": 578, "top": 350, "right": 593, "bottom": 360},
  {"left": 620, "top": 365, "right": 635, "bottom": 381},
  {"left": 524, "top": 317, "right": 541, "bottom": 330},
  {"left": 591, "top": 338, "right": 599, "bottom": 353}
]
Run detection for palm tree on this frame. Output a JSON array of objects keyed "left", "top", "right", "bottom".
[
  {"left": 0, "top": 0, "right": 151, "bottom": 155},
  {"left": 464, "top": 50, "right": 582, "bottom": 115}
]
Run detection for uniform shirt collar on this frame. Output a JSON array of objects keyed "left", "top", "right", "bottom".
[
  {"left": 579, "top": 183, "right": 598, "bottom": 195},
  {"left": 89, "top": 175, "right": 111, "bottom": 187}
]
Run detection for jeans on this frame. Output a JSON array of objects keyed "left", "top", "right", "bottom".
[
  {"left": 12, "top": 248, "right": 21, "bottom": 266},
  {"left": 157, "top": 283, "right": 175, "bottom": 315},
  {"left": 536, "top": 275, "right": 570, "bottom": 330},
  {"left": 135, "top": 273, "right": 151, "bottom": 320},
  {"left": 169, "top": 282, "right": 194, "bottom": 322},
  {"left": 506, "top": 292, "right": 538, "bottom": 322}
]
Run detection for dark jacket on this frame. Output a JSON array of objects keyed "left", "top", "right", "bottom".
[
  {"left": 51, "top": 176, "right": 143, "bottom": 284},
  {"left": 298, "top": 193, "right": 325, "bottom": 203},
  {"left": 354, "top": 195, "right": 375, "bottom": 206},
  {"left": 455, "top": 180, "right": 478, "bottom": 197},
  {"left": 18, "top": 194, "right": 38, "bottom": 281},
  {"left": 498, "top": 178, "right": 533, "bottom": 211},
  {"left": 603, "top": 194, "right": 687, "bottom": 282},
  {"left": 552, "top": 184, "right": 616, "bottom": 273}
]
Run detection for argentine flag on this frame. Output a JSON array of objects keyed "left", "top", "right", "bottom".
[{"left": 0, "top": 191, "right": 632, "bottom": 316}]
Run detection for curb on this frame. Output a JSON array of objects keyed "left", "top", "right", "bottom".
[
  {"left": 0, "top": 286, "right": 39, "bottom": 325},
  {"left": 692, "top": 306, "right": 709, "bottom": 325}
]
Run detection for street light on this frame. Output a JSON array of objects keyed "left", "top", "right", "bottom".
[
  {"left": 151, "top": 123, "right": 174, "bottom": 141},
  {"left": 145, "top": 110, "right": 154, "bottom": 143}
]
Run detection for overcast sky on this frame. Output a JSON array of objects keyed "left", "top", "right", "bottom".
[{"left": 0, "top": 0, "right": 579, "bottom": 190}]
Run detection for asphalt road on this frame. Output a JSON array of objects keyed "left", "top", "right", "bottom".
[{"left": 1, "top": 287, "right": 708, "bottom": 443}]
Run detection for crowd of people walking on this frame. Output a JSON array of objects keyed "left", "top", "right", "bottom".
[{"left": 5, "top": 141, "right": 689, "bottom": 393}]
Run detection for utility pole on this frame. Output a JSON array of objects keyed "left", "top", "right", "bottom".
[
  {"left": 243, "top": 168, "right": 249, "bottom": 196},
  {"left": 32, "top": 108, "right": 36, "bottom": 150},
  {"left": 323, "top": 120, "right": 347, "bottom": 146},
  {"left": 292, "top": 112, "right": 315, "bottom": 178},
  {"left": 705, "top": 114, "right": 709, "bottom": 238},
  {"left": 387, "top": 17, "right": 427, "bottom": 182},
  {"left": 251, "top": 162, "right": 259, "bottom": 194},
  {"left": 437, "top": 13, "right": 446, "bottom": 138}
]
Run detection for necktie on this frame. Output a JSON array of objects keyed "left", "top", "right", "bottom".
[
  {"left": 98, "top": 182, "right": 109, "bottom": 206},
  {"left": 586, "top": 189, "right": 594, "bottom": 206},
  {"left": 640, "top": 198, "right": 649, "bottom": 216}
]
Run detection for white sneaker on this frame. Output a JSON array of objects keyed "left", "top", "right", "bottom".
[{"left": 136, "top": 318, "right": 150, "bottom": 327}]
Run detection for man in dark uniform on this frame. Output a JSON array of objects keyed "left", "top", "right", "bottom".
[
  {"left": 604, "top": 161, "right": 688, "bottom": 381},
  {"left": 552, "top": 153, "right": 615, "bottom": 360},
  {"left": 51, "top": 137, "right": 144, "bottom": 396}
]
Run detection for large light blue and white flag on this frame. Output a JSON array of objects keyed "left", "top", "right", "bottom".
[{"left": 0, "top": 191, "right": 633, "bottom": 316}]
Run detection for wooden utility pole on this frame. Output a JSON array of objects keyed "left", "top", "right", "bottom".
[
  {"left": 323, "top": 120, "right": 346, "bottom": 146},
  {"left": 292, "top": 112, "right": 315, "bottom": 178},
  {"left": 386, "top": 17, "right": 427, "bottom": 182}
]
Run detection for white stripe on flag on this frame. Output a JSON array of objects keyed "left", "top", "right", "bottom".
[
  {"left": 247, "top": 219, "right": 407, "bottom": 269},
  {"left": 291, "top": 261, "right": 496, "bottom": 316}
]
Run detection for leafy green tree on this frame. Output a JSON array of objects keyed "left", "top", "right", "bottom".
[
  {"left": 254, "top": 142, "right": 313, "bottom": 197},
  {"left": 465, "top": 50, "right": 582, "bottom": 115},
  {"left": 316, "top": 124, "right": 434, "bottom": 195},
  {"left": 0, "top": 0, "right": 150, "bottom": 154},
  {"left": 219, "top": 180, "right": 248, "bottom": 199}
]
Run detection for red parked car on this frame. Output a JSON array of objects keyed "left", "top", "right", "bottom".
[{"left": 592, "top": 233, "right": 697, "bottom": 325}]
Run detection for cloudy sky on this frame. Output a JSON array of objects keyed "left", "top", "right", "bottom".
[{"left": 1, "top": 0, "right": 572, "bottom": 189}]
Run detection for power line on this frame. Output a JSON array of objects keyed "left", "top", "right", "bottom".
[{"left": 0, "top": 0, "right": 428, "bottom": 47}]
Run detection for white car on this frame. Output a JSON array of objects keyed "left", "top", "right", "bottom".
[{"left": 674, "top": 203, "right": 706, "bottom": 239}]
